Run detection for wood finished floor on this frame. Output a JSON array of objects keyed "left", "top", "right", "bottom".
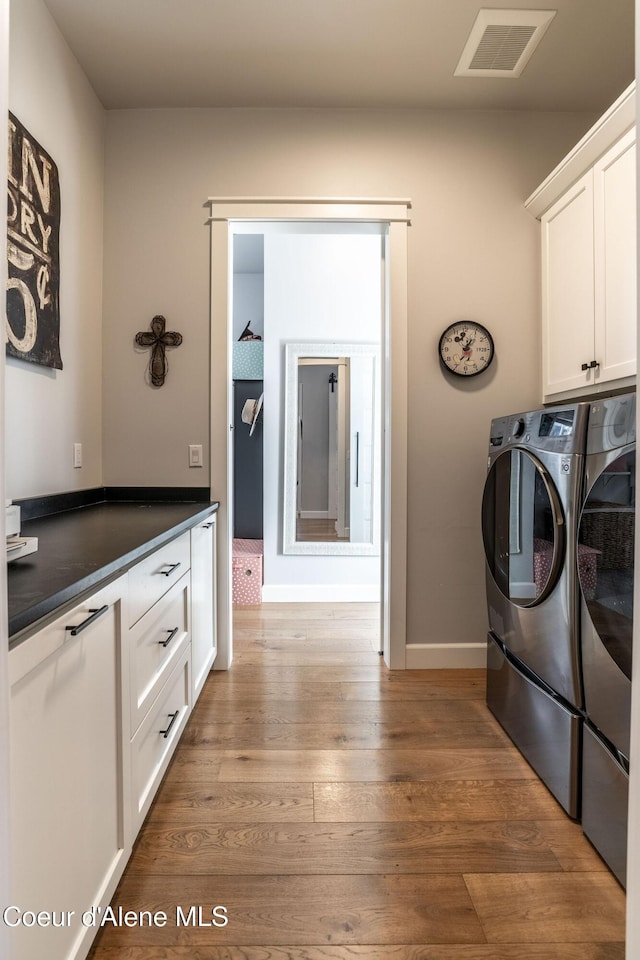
[{"left": 88, "top": 602, "right": 625, "bottom": 960}]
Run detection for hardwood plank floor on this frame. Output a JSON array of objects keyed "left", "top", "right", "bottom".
[{"left": 88, "top": 602, "right": 625, "bottom": 959}]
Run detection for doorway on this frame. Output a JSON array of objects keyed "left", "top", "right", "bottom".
[{"left": 208, "top": 198, "right": 410, "bottom": 671}]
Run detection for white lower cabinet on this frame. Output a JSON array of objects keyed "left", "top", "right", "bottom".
[
  {"left": 130, "top": 644, "right": 191, "bottom": 832},
  {"left": 190, "top": 515, "right": 217, "bottom": 701},
  {"left": 129, "top": 570, "right": 190, "bottom": 735},
  {"left": 126, "top": 532, "right": 194, "bottom": 833},
  {"left": 128, "top": 530, "right": 191, "bottom": 627},
  {"left": 8, "top": 579, "right": 128, "bottom": 960},
  {"left": 7, "top": 513, "right": 217, "bottom": 960}
]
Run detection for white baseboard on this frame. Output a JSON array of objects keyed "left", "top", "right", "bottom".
[
  {"left": 405, "top": 642, "right": 487, "bottom": 669},
  {"left": 261, "top": 584, "right": 381, "bottom": 603}
]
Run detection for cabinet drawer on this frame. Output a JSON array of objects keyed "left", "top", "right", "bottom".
[
  {"left": 129, "top": 571, "right": 190, "bottom": 735},
  {"left": 128, "top": 531, "right": 191, "bottom": 626},
  {"left": 131, "top": 645, "right": 191, "bottom": 830},
  {"left": 9, "top": 577, "right": 124, "bottom": 686}
]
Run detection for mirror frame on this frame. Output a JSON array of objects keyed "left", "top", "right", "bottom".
[{"left": 283, "top": 341, "right": 381, "bottom": 556}]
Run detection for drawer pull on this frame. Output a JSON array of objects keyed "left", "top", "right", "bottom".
[
  {"left": 160, "top": 710, "right": 180, "bottom": 739},
  {"left": 201, "top": 521, "right": 215, "bottom": 529},
  {"left": 159, "top": 627, "right": 179, "bottom": 648},
  {"left": 65, "top": 604, "right": 109, "bottom": 636},
  {"left": 158, "top": 562, "right": 182, "bottom": 577}
]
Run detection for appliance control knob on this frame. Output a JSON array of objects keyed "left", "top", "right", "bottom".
[{"left": 512, "top": 418, "right": 525, "bottom": 439}]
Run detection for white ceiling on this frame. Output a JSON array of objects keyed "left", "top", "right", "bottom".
[{"left": 41, "top": 0, "right": 634, "bottom": 113}]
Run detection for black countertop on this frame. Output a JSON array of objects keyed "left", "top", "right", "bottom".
[{"left": 7, "top": 499, "right": 219, "bottom": 645}]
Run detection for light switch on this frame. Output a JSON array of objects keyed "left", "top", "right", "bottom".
[
  {"left": 189, "top": 444, "right": 203, "bottom": 467},
  {"left": 73, "top": 443, "right": 83, "bottom": 468}
]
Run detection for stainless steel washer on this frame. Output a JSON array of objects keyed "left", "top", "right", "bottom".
[
  {"left": 578, "top": 393, "right": 635, "bottom": 887},
  {"left": 482, "top": 402, "right": 589, "bottom": 817}
]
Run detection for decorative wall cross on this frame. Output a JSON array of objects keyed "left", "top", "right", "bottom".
[{"left": 134, "top": 315, "right": 183, "bottom": 387}]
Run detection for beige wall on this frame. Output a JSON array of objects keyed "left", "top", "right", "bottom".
[
  {"left": 103, "top": 106, "right": 595, "bottom": 646},
  {"left": 6, "top": 0, "right": 104, "bottom": 500}
]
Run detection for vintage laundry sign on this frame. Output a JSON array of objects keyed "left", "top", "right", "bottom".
[{"left": 6, "top": 113, "right": 62, "bottom": 369}]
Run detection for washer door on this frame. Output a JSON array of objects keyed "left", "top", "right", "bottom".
[
  {"left": 482, "top": 448, "right": 565, "bottom": 606},
  {"left": 578, "top": 448, "right": 635, "bottom": 682}
]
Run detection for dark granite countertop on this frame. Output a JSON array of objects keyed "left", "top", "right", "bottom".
[{"left": 7, "top": 499, "right": 219, "bottom": 645}]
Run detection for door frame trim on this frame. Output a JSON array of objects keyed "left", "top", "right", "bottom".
[{"left": 208, "top": 198, "right": 410, "bottom": 670}]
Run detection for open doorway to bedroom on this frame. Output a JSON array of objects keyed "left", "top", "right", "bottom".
[
  {"left": 229, "top": 223, "right": 383, "bottom": 659},
  {"left": 208, "top": 197, "right": 410, "bottom": 673}
]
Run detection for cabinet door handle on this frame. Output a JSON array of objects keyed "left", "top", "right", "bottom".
[
  {"left": 589, "top": 360, "right": 599, "bottom": 369},
  {"left": 159, "top": 627, "right": 179, "bottom": 648},
  {"left": 65, "top": 604, "right": 109, "bottom": 637},
  {"left": 157, "top": 562, "right": 182, "bottom": 577},
  {"left": 581, "top": 362, "right": 589, "bottom": 371},
  {"left": 201, "top": 521, "right": 215, "bottom": 529},
  {"left": 160, "top": 710, "right": 180, "bottom": 738}
]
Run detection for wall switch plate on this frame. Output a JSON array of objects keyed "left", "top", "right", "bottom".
[
  {"left": 73, "top": 442, "right": 83, "bottom": 468},
  {"left": 189, "top": 444, "right": 203, "bottom": 467}
]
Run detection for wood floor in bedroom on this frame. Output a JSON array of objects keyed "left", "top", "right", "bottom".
[{"left": 87, "top": 601, "right": 625, "bottom": 960}]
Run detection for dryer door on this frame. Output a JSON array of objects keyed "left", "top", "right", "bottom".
[
  {"left": 482, "top": 448, "right": 565, "bottom": 607},
  {"left": 578, "top": 447, "right": 634, "bottom": 755}
]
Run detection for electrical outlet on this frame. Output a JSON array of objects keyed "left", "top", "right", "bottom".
[
  {"left": 189, "top": 444, "right": 203, "bottom": 467},
  {"left": 73, "top": 443, "right": 83, "bottom": 468}
]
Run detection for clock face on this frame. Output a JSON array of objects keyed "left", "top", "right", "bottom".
[{"left": 438, "top": 322, "right": 494, "bottom": 377}]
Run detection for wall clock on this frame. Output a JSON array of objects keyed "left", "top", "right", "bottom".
[{"left": 438, "top": 321, "right": 495, "bottom": 377}]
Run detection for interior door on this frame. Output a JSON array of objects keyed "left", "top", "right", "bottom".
[{"left": 482, "top": 448, "right": 565, "bottom": 606}]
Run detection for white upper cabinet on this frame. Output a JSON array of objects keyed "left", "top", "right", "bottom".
[
  {"left": 593, "top": 129, "right": 637, "bottom": 385},
  {"left": 527, "top": 83, "right": 636, "bottom": 402},
  {"left": 541, "top": 171, "right": 595, "bottom": 396}
]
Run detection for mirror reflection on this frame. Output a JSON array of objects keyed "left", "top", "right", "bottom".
[{"left": 283, "top": 342, "right": 380, "bottom": 556}]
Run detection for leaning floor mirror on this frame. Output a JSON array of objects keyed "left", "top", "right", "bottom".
[{"left": 283, "top": 341, "right": 381, "bottom": 556}]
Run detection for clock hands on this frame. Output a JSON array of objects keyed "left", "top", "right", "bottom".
[{"left": 454, "top": 328, "right": 476, "bottom": 355}]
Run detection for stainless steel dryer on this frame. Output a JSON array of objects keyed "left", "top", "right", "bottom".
[
  {"left": 578, "top": 393, "right": 635, "bottom": 887},
  {"left": 482, "top": 402, "right": 589, "bottom": 817}
]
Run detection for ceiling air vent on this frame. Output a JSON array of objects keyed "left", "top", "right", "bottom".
[{"left": 455, "top": 9, "right": 556, "bottom": 78}]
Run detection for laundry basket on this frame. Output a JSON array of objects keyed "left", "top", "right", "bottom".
[{"left": 232, "top": 538, "right": 263, "bottom": 605}]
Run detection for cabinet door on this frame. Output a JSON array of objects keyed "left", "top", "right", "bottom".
[
  {"left": 541, "top": 171, "right": 596, "bottom": 398},
  {"left": 593, "top": 128, "right": 637, "bottom": 384},
  {"left": 542, "top": 171, "right": 595, "bottom": 397},
  {"left": 9, "top": 581, "right": 127, "bottom": 960},
  {"left": 190, "top": 515, "right": 217, "bottom": 701}
]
